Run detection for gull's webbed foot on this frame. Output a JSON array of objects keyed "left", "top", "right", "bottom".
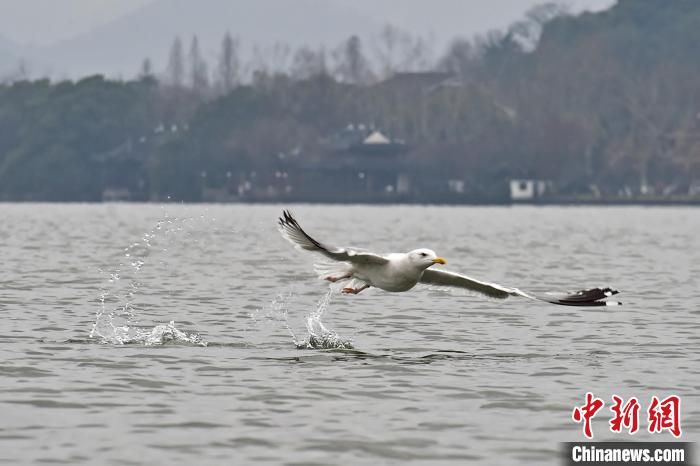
[{"left": 342, "top": 285, "right": 370, "bottom": 295}]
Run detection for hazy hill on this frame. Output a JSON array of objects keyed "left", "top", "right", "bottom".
[
  {"left": 36, "top": 0, "right": 380, "bottom": 78},
  {"left": 3, "top": 0, "right": 616, "bottom": 79},
  {"left": 537, "top": 0, "right": 700, "bottom": 67}
]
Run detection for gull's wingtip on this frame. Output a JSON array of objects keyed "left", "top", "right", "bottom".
[
  {"left": 536, "top": 287, "right": 622, "bottom": 307},
  {"left": 278, "top": 209, "right": 292, "bottom": 237},
  {"left": 603, "top": 288, "right": 622, "bottom": 307},
  {"left": 278, "top": 209, "right": 295, "bottom": 228}
]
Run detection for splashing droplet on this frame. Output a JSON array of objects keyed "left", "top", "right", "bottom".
[
  {"left": 296, "top": 289, "right": 353, "bottom": 350},
  {"left": 90, "top": 213, "right": 209, "bottom": 347}
]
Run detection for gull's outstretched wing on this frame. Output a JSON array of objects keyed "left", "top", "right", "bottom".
[
  {"left": 278, "top": 210, "right": 388, "bottom": 265},
  {"left": 420, "top": 269, "right": 621, "bottom": 307}
]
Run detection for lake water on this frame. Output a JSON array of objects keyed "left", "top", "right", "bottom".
[{"left": 0, "top": 204, "right": 698, "bottom": 465}]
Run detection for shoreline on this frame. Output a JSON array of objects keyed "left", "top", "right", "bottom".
[{"left": 2, "top": 197, "right": 700, "bottom": 206}]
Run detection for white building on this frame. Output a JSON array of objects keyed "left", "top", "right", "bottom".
[{"left": 510, "top": 179, "right": 548, "bottom": 201}]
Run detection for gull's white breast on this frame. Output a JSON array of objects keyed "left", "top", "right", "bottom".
[{"left": 355, "top": 253, "right": 422, "bottom": 292}]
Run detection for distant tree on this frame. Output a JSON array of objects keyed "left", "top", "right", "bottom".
[
  {"left": 373, "top": 24, "right": 433, "bottom": 78},
  {"left": 333, "top": 35, "right": 373, "bottom": 84},
  {"left": 398, "top": 34, "right": 435, "bottom": 72},
  {"left": 139, "top": 58, "right": 154, "bottom": 80},
  {"left": 291, "top": 47, "right": 327, "bottom": 80},
  {"left": 250, "top": 42, "right": 294, "bottom": 79},
  {"left": 188, "top": 35, "right": 210, "bottom": 92},
  {"left": 509, "top": 2, "right": 570, "bottom": 51},
  {"left": 440, "top": 39, "right": 477, "bottom": 78},
  {"left": 166, "top": 36, "right": 185, "bottom": 87},
  {"left": 217, "top": 32, "right": 240, "bottom": 94},
  {"left": 373, "top": 24, "right": 402, "bottom": 78}
]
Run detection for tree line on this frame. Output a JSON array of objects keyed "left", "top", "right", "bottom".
[
  {"left": 152, "top": 25, "right": 434, "bottom": 92},
  {"left": 1, "top": 0, "right": 699, "bottom": 202}
]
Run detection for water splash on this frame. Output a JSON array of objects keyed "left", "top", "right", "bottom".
[
  {"left": 132, "top": 321, "right": 206, "bottom": 346},
  {"left": 249, "top": 289, "right": 300, "bottom": 343},
  {"left": 89, "top": 211, "right": 208, "bottom": 347},
  {"left": 94, "top": 321, "right": 207, "bottom": 346},
  {"left": 295, "top": 288, "right": 353, "bottom": 350},
  {"left": 249, "top": 288, "right": 353, "bottom": 350}
]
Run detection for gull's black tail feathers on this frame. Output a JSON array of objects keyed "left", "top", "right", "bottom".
[{"left": 534, "top": 287, "right": 621, "bottom": 307}]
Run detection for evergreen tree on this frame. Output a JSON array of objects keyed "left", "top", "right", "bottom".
[
  {"left": 189, "top": 35, "right": 210, "bottom": 92},
  {"left": 166, "top": 36, "right": 185, "bottom": 87},
  {"left": 217, "top": 32, "right": 240, "bottom": 94}
]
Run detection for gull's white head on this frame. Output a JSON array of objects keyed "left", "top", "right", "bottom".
[{"left": 407, "top": 248, "right": 447, "bottom": 269}]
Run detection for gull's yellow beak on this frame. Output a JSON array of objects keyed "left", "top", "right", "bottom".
[{"left": 432, "top": 257, "right": 447, "bottom": 265}]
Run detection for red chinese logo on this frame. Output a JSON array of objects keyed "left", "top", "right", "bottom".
[
  {"left": 609, "top": 395, "right": 640, "bottom": 434},
  {"left": 572, "top": 393, "right": 682, "bottom": 439},
  {"left": 648, "top": 395, "right": 682, "bottom": 438},
  {"left": 572, "top": 392, "right": 605, "bottom": 439}
]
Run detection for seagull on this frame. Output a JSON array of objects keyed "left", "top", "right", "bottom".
[{"left": 278, "top": 210, "right": 621, "bottom": 307}]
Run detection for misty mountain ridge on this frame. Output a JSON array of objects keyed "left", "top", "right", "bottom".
[
  {"left": 0, "top": 0, "right": 613, "bottom": 79},
  {"left": 4, "top": 0, "right": 383, "bottom": 79}
]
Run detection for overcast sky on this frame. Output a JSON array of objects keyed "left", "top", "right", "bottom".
[{"left": 0, "top": 0, "right": 615, "bottom": 47}]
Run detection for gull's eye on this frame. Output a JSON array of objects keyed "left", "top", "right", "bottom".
[{"left": 420, "top": 252, "right": 427, "bottom": 257}]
